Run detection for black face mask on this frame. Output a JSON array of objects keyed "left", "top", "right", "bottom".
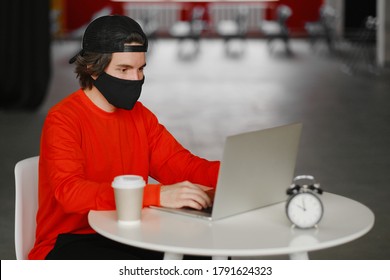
[{"left": 93, "top": 72, "right": 144, "bottom": 110}]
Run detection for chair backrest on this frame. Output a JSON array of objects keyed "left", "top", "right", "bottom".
[
  {"left": 235, "top": 6, "right": 249, "bottom": 35},
  {"left": 277, "top": 5, "right": 292, "bottom": 24},
  {"left": 14, "top": 156, "right": 39, "bottom": 260},
  {"left": 319, "top": 5, "right": 336, "bottom": 31},
  {"left": 275, "top": 5, "right": 292, "bottom": 34},
  {"left": 190, "top": 6, "right": 206, "bottom": 34},
  {"left": 191, "top": 6, "right": 205, "bottom": 22}
]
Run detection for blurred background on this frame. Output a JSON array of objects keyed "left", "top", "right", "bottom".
[{"left": 1, "top": 0, "right": 389, "bottom": 259}]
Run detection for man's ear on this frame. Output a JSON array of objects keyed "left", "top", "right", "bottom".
[{"left": 87, "top": 65, "right": 98, "bottom": 80}]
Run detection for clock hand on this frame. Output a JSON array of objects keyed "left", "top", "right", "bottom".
[
  {"left": 295, "top": 203, "right": 305, "bottom": 211},
  {"left": 302, "top": 197, "right": 306, "bottom": 211}
]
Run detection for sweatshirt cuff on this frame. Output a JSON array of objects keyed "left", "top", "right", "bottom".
[{"left": 143, "top": 184, "right": 162, "bottom": 207}]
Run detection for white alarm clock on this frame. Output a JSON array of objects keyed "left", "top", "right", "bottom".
[{"left": 286, "top": 175, "right": 324, "bottom": 229}]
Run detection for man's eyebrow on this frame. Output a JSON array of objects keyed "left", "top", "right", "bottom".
[{"left": 116, "top": 63, "right": 147, "bottom": 69}]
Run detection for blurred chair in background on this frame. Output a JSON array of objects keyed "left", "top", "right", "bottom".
[
  {"left": 137, "top": 10, "right": 160, "bottom": 52},
  {"left": 169, "top": 6, "right": 207, "bottom": 59},
  {"left": 340, "top": 16, "right": 378, "bottom": 76},
  {"left": 305, "top": 5, "right": 337, "bottom": 54},
  {"left": 259, "top": 5, "right": 292, "bottom": 55},
  {"left": 216, "top": 6, "right": 249, "bottom": 57}
]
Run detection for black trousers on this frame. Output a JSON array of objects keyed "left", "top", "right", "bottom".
[{"left": 45, "top": 233, "right": 210, "bottom": 260}]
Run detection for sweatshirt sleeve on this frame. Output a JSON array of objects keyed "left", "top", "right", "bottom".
[{"left": 141, "top": 105, "right": 220, "bottom": 189}]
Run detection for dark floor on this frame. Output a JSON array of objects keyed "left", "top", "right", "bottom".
[{"left": 1, "top": 38, "right": 389, "bottom": 259}]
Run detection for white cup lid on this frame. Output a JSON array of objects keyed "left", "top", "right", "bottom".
[{"left": 112, "top": 175, "right": 145, "bottom": 189}]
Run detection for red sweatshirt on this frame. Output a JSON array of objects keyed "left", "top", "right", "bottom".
[{"left": 29, "top": 89, "right": 220, "bottom": 259}]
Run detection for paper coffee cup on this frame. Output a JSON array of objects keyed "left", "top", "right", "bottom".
[{"left": 112, "top": 175, "right": 145, "bottom": 224}]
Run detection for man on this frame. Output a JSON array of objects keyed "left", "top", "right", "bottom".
[{"left": 29, "top": 15, "right": 220, "bottom": 260}]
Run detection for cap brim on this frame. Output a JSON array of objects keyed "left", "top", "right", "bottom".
[{"left": 68, "top": 50, "right": 82, "bottom": 64}]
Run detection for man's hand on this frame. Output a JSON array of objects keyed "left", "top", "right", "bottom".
[{"left": 160, "top": 181, "right": 213, "bottom": 210}]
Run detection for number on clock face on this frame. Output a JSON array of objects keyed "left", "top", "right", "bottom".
[{"left": 286, "top": 192, "right": 323, "bottom": 228}]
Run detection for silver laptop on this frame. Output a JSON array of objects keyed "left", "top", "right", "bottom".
[{"left": 150, "top": 122, "right": 302, "bottom": 221}]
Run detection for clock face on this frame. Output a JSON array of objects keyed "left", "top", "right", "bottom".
[{"left": 286, "top": 192, "right": 323, "bottom": 229}]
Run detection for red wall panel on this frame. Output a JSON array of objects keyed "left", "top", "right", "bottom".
[{"left": 64, "top": 0, "right": 124, "bottom": 32}]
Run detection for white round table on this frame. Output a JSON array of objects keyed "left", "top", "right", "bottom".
[{"left": 88, "top": 192, "right": 374, "bottom": 260}]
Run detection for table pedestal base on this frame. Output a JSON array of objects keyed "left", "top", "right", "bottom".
[
  {"left": 289, "top": 252, "right": 309, "bottom": 260},
  {"left": 212, "top": 256, "right": 229, "bottom": 260},
  {"left": 163, "top": 252, "right": 183, "bottom": 260}
]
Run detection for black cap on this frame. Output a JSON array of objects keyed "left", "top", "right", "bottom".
[{"left": 69, "top": 15, "right": 148, "bottom": 64}]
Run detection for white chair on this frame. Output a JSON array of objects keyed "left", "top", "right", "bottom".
[
  {"left": 260, "top": 5, "right": 293, "bottom": 54},
  {"left": 216, "top": 6, "right": 249, "bottom": 57},
  {"left": 305, "top": 5, "right": 337, "bottom": 53},
  {"left": 169, "top": 6, "right": 206, "bottom": 59},
  {"left": 14, "top": 156, "right": 39, "bottom": 260}
]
